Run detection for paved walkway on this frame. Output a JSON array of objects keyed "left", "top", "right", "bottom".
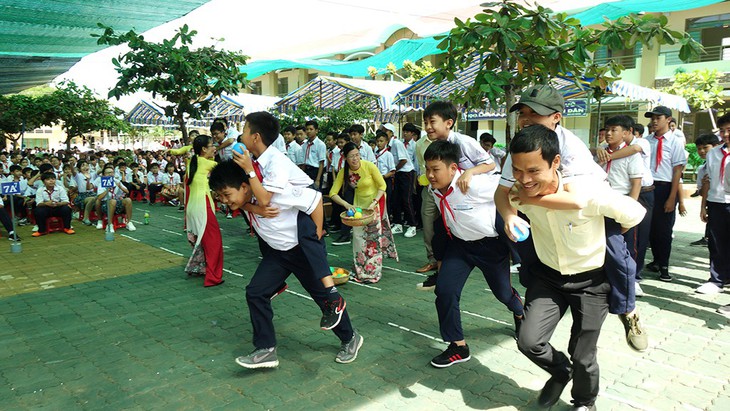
[{"left": 1, "top": 191, "right": 728, "bottom": 410}]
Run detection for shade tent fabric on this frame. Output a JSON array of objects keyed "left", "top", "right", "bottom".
[
  {"left": 0, "top": 0, "right": 212, "bottom": 94},
  {"left": 570, "top": 0, "right": 725, "bottom": 26},
  {"left": 608, "top": 80, "right": 691, "bottom": 113},
  {"left": 276, "top": 76, "right": 411, "bottom": 112},
  {"left": 125, "top": 93, "right": 281, "bottom": 127},
  {"left": 242, "top": 37, "right": 444, "bottom": 80}
]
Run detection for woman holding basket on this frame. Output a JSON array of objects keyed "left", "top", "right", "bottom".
[{"left": 329, "top": 142, "right": 398, "bottom": 283}]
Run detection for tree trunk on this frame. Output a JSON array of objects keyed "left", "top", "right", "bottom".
[
  {"left": 504, "top": 85, "right": 516, "bottom": 147},
  {"left": 177, "top": 114, "right": 189, "bottom": 145}
]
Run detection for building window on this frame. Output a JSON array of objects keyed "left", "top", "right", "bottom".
[
  {"left": 278, "top": 77, "right": 289, "bottom": 97},
  {"left": 251, "top": 81, "right": 262, "bottom": 95},
  {"left": 686, "top": 13, "right": 730, "bottom": 62},
  {"left": 24, "top": 138, "right": 49, "bottom": 149}
]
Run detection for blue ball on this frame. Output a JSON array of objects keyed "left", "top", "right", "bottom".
[
  {"left": 346, "top": 209, "right": 355, "bottom": 217},
  {"left": 232, "top": 142, "right": 247, "bottom": 155},
  {"left": 513, "top": 225, "right": 530, "bottom": 242}
]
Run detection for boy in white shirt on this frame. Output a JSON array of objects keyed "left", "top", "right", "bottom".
[
  {"left": 382, "top": 123, "right": 418, "bottom": 238},
  {"left": 689, "top": 134, "right": 719, "bottom": 249},
  {"left": 424, "top": 141, "right": 523, "bottom": 368},
  {"left": 375, "top": 132, "right": 396, "bottom": 209},
  {"left": 94, "top": 166, "right": 136, "bottom": 232},
  {"left": 209, "top": 160, "right": 362, "bottom": 369},
  {"left": 32, "top": 172, "right": 75, "bottom": 236}
]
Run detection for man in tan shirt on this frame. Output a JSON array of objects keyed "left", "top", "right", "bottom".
[{"left": 508, "top": 125, "right": 645, "bottom": 410}]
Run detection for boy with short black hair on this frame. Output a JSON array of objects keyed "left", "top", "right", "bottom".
[
  {"left": 210, "top": 160, "right": 362, "bottom": 368},
  {"left": 479, "top": 132, "right": 506, "bottom": 172},
  {"left": 698, "top": 114, "right": 730, "bottom": 295},
  {"left": 33, "top": 172, "right": 75, "bottom": 237},
  {"left": 424, "top": 140, "right": 523, "bottom": 368},
  {"left": 382, "top": 123, "right": 418, "bottom": 238},
  {"left": 348, "top": 124, "right": 376, "bottom": 162},
  {"left": 689, "top": 134, "right": 719, "bottom": 248},
  {"left": 302, "top": 120, "right": 327, "bottom": 190}
]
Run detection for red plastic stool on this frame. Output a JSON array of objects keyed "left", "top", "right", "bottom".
[
  {"left": 47, "top": 217, "right": 64, "bottom": 233},
  {"left": 130, "top": 191, "right": 145, "bottom": 202},
  {"left": 102, "top": 214, "right": 127, "bottom": 230}
]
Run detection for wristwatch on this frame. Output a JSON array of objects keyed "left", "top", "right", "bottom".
[{"left": 248, "top": 170, "right": 257, "bottom": 179}]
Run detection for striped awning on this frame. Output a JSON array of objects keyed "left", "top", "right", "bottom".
[
  {"left": 276, "top": 76, "right": 411, "bottom": 112},
  {"left": 608, "top": 80, "right": 691, "bottom": 113},
  {"left": 125, "top": 100, "right": 171, "bottom": 126}
]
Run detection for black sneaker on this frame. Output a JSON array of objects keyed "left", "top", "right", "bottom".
[
  {"left": 658, "top": 268, "right": 672, "bottom": 282},
  {"left": 690, "top": 237, "right": 708, "bottom": 247},
  {"left": 7, "top": 232, "right": 21, "bottom": 242},
  {"left": 332, "top": 234, "right": 351, "bottom": 246},
  {"left": 321, "top": 295, "right": 346, "bottom": 330},
  {"left": 417, "top": 272, "right": 438, "bottom": 291},
  {"left": 645, "top": 261, "right": 659, "bottom": 273},
  {"left": 431, "top": 342, "right": 470, "bottom": 368}
]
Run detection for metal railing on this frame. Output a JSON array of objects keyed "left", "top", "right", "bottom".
[
  {"left": 594, "top": 54, "right": 638, "bottom": 69},
  {"left": 661, "top": 45, "right": 730, "bottom": 65}
]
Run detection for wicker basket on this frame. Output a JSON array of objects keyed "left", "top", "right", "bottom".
[
  {"left": 340, "top": 209, "right": 375, "bottom": 227},
  {"left": 330, "top": 267, "right": 350, "bottom": 285}
]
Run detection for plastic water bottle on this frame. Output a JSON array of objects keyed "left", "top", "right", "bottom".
[{"left": 144, "top": 211, "right": 150, "bottom": 225}]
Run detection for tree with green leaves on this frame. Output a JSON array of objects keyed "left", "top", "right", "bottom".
[
  {"left": 275, "top": 95, "right": 373, "bottom": 138},
  {"left": 665, "top": 68, "right": 725, "bottom": 130},
  {"left": 48, "top": 81, "right": 128, "bottom": 151},
  {"left": 94, "top": 24, "right": 249, "bottom": 145},
  {"left": 435, "top": 0, "right": 704, "bottom": 143},
  {"left": 0, "top": 94, "right": 56, "bottom": 151},
  {"left": 368, "top": 60, "right": 437, "bottom": 84}
]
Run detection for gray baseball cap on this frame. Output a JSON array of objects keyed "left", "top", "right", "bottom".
[{"left": 509, "top": 85, "right": 565, "bottom": 116}]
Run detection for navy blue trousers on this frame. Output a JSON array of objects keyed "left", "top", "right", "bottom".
[
  {"left": 246, "top": 236, "right": 354, "bottom": 349},
  {"left": 392, "top": 171, "right": 417, "bottom": 227},
  {"left": 649, "top": 181, "right": 677, "bottom": 267},
  {"left": 296, "top": 211, "right": 331, "bottom": 280},
  {"left": 632, "top": 190, "right": 654, "bottom": 278},
  {"left": 707, "top": 202, "right": 730, "bottom": 286},
  {"left": 435, "top": 235, "right": 524, "bottom": 342}
]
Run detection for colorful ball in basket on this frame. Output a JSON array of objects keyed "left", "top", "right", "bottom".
[
  {"left": 346, "top": 209, "right": 355, "bottom": 217},
  {"left": 232, "top": 142, "right": 247, "bottom": 155},
  {"left": 354, "top": 211, "right": 362, "bottom": 218},
  {"left": 340, "top": 208, "right": 375, "bottom": 227}
]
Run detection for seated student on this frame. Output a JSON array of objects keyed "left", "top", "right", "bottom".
[
  {"left": 424, "top": 141, "right": 524, "bottom": 368},
  {"left": 74, "top": 160, "right": 98, "bottom": 225},
  {"left": 374, "top": 131, "right": 396, "bottom": 210},
  {"left": 509, "top": 125, "right": 645, "bottom": 410},
  {"left": 23, "top": 169, "right": 39, "bottom": 220},
  {"left": 146, "top": 163, "right": 164, "bottom": 204},
  {"left": 94, "top": 166, "right": 137, "bottom": 232},
  {"left": 4, "top": 165, "right": 28, "bottom": 222},
  {"left": 32, "top": 172, "right": 75, "bottom": 237},
  {"left": 127, "top": 162, "right": 147, "bottom": 201},
  {"left": 60, "top": 163, "right": 78, "bottom": 206},
  {"left": 0, "top": 196, "right": 21, "bottom": 241},
  {"left": 210, "top": 160, "right": 362, "bottom": 368},
  {"left": 160, "top": 162, "right": 184, "bottom": 208},
  {"left": 115, "top": 161, "right": 132, "bottom": 192}
]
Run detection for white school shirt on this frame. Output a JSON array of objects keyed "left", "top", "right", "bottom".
[
  {"left": 35, "top": 185, "right": 69, "bottom": 204},
  {"left": 357, "top": 141, "right": 376, "bottom": 163},
  {"left": 375, "top": 149, "right": 396, "bottom": 176},
  {"left": 272, "top": 134, "right": 287, "bottom": 154},
  {"left": 627, "top": 136, "right": 654, "bottom": 187},
  {"left": 646, "top": 131, "right": 687, "bottom": 182},
  {"left": 115, "top": 169, "right": 133, "bottom": 183},
  {"left": 302, "top": 138, "right": 327, "bottom": 168},
  {"left": 501, "top": 125, "right": 606, "bottom": 187},
  {"left": 286, "top": 141, "right": 303, "bottom": 165},
  {"left": 602, "top": 144, "right": 644, "bottom": 195},
  {"left": 489, "top": 147, "right": 507, "bottom": 173},
  {"left": 147, "top": 171, "right": 163, "bottom": 185},
  {"left": 429, "top": 171, "right": 499, "bottom": 241},
  {"left": 96, "top": 180, "right": 125, "bottom": 201},
  {"left": 696, "top": 164, "right": 706, "bottom": 191},
  {"left": 249, "top": 185, "right": 321, "bottom": 251},
  {"left": 332, "top": 147, "right": 345, "bottom": 174},
  {"left": 703, "top": 144, "right": 730, "bottom": 203},
  {"left": 446, "top": 130, "right": 494, "bottom": 170},
  {"left": 218, "top": 128, "right": 239, "bottom": 161},
  {"left": 255, "top": 146, "right": 313, "bottom": 193},
  {"left": 130, "top": 169, "right": 146, "bottom": 185},
  {"left": 388, "top": 137, "right": 414, "bottom": 173},
  {"left": 162, "top": 172, "right": 181, "bottom": 186}
]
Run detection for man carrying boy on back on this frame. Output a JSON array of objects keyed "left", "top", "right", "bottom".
[
  {"left": 210, "top": 160, "right": 363, "bottom": 368},
  {"left": 424, "top": 140, "right": 524, "bottom": 368},
  {"left": 510, "top": 125, "right": 645, "bottom": 410}
]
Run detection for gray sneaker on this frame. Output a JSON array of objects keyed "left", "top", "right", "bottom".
[
  {"left": 335, "top": 331, "right": 363, "bottom": 364},
  {"left": 619, "top": 313, "right": 648, "bottom": 351},
  {"left": 235, "top": 347, "right": 279, "bottom": 369}
]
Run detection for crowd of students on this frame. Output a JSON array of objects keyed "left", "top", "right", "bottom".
[{"left": 2, "top": 88, "right": 728, "bottom": 410}]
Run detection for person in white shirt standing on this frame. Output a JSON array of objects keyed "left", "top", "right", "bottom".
[
  {"left": 381, "top": 123, "right": 418, "bottom": 238},
  {"left": 302, "top": 120, "right": 327, "bottom": 190},
  {"left": 210, "top": 119, "right": 238, "bottom": 162}
]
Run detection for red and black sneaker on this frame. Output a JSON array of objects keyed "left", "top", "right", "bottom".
[
  {"left": 320, "top": 296, "right": 346, "bottom": 330},
  {"left": 430, "top": 342, "right": 471, "bottom": 368}
]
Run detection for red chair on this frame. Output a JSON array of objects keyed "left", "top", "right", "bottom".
[
  {"left": 101, "top": 214, "right": 127, "bottom": 230},
  {"left": 47, "top": 217, "right": 64, "bottom": 234},
  {"left": 130, "top": 191, "right": 145, "bottom": 202}
]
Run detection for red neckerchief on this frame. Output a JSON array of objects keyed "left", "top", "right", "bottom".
[
  {"left": 44, "top": 187, "right": 55, "bottom": 202},
  {"left": 434, "top": 186, "right": 455, "bottom": 239},
  {"left": 655, "top": 134, "right": 664, "bottom": 171},
  {"left": 375, "top": 149, "right": 387, "bottom": 160},
  {"left": 305, "top": 140, "right": 314, "bottom": 162},
  {"left": 605, "top": 143, "right": 625, "bottom": 174},
  {"left": 252, "top": 160, "right": 264, "bottom": 182}
]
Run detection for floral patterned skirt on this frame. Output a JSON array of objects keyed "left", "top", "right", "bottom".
[
  {"left": 351, "top": 204, "right": 398, "bottom": 283},
  {"left": 185, "top": 231, "right": 206, "bottom": 276}
]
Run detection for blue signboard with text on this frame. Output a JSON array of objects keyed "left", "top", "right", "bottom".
[
  {"left": 563, "top": 99, "right": 589, "bottom": 117},
  {"left": 0, "top": 181, "right": 21, "bottom": 195}
]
